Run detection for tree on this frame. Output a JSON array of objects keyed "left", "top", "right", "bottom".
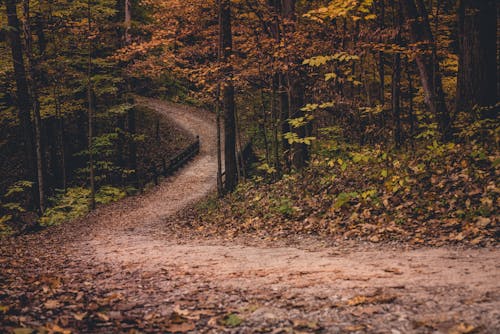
[
  {"left": 5, "top": 0, "right": 40, "bottom": 212},
  {"left": 87, "top": 0, "right": 96, "bottom": 209},
  {"left": 401, "top": 0, "right": 452, "bottom": 140},
  {"left": 23, "top": 0, "right": 46, "bottom": 214},
  {"left": 456, "top": 0, "right": 498, "bottom": 118},
  {"left": 219, "top": 0, "right": 238, "bottom": 192}
]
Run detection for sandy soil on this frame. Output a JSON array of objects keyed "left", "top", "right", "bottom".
[{"left": 1, "top": 98, "right": 499, "bottom": 333}]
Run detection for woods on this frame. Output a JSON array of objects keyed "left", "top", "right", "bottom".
[
  {"left": 0, "top": 0, "right": 498, "bottom": 234},
  {"left": 0, "top": 0, "right": 499, "bottom": 333}
]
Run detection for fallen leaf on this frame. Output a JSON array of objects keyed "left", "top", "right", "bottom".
[
  {"left": 44, "top": 300, "right": 61, "bottom": 309},
  {"left": 344, "top": 324, "right": 366, "bottom": 332},
  {"left": 73, "top": 312, "right": 87, "bottom": 321},
  {"left": 97, "top": 312, "right": 110, "bottom": 321},
  {"left": 13, "top": 329, "right": 35, "bottom": 334},
  {"left": 447, "top": 323, "right": 477, "bottom": 334},
  {"left": 165, "top": 322, "right": 196, "bottom": 332},
  {"left": 347, "top": 294, "right": 396, "bottom": 306}
]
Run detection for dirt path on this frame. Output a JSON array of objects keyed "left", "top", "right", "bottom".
[{"left": 1, "top": 98, "right": 499, "bottom": 333}]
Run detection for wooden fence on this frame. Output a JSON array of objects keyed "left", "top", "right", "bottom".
[{"left": 145, "top": 136, "right": 200, "bottom": 185}]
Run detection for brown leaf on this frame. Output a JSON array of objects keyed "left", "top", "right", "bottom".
[
  {"left": 347, "top": 294, "right": 396, "bottom": 306},
  {"left": 73, "top": 312, "right": 87, "bottom": 321},
  {"left": 447, "top": 323, "right": 477, "bottom": 334},
  {"left": 44, "top": 300, "right": 61, "bottom": 309},
  {"left": 165, "top": 322, "right": 196, "bottom": 333},
  {"left": 97, "top": 312, "right": 110, "bottom": 322}
]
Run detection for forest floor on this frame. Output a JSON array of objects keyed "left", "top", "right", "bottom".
[{"left": 1, "top": 98, "right": 499, "bottom": 333}]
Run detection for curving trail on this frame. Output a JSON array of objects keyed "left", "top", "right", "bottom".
[
  {"left": 1, "top": 98, "right": 499, "bottom": 333},
  {"left": 76, "top": 97, "right": 219, "bottom": 268}
]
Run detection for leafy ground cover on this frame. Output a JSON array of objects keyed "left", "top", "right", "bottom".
[{"left": 192, "top": 137, "right": 498, "bottom": 247}]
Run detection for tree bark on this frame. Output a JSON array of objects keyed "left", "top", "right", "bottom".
[
  {"left": 456, "top": 0, "right": 498, "bottom": 118},
  {"left": 392, "top": 53, "right": 402, "bottom": 148},
  {"left": 401, "top": 0, "right": 452, "bottom": 140},
  {"left": 124, "top": 0, "right": 132, "bottom": 45},
  {"left": 23, "top": 0, "right": 46, "bottom": 214},
  {"left": 219, "top": 0, "right": 238, "bottom": 192},
  {"left": 87, "top": 0, "right": 96, "bottom": 209},
  {"left": 5, "top": 0, "right": 37, "bottom": 207}
]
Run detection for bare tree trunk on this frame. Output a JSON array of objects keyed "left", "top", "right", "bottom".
[
  {"left": 456, "top": 0, "right": 498, "bottom": 118},
  {"left": 271, "top": 77, "right": 281, "bottom": 177},
  {"left": 290, "top": 80, "right": 308, "bottom": 169},
  {"left": 401, "top": 0, "right": 452, "bottom": 140},
  {"left": 219, "top": 0, "right": 238, "bottom": 192},
  {"left": 216, "top": 84, "right": 223, "bottom": 196},
  {"left": 406, "top": 60, "right": 416, "bottom": 147},
  {"left": 392, "top": 53, "right": 402, "bottom": 148},
  {"left": 5, "top": 0, "right": 37, "bottom": 208},
  {"left": 124, "top": 0, "right": 132, "bottom": 45},
  {"left": 23, "top": 0, "right": 46, "bottom": 214},
  {"left": 54, "top": 87, "right": 67, "bottom": 190},
  {"left": 379, "top": 0, "right": 386, "bottom": 105},
  {"left": 392, "top": 0, "right": 403, "bottom": 148},
  {"left": 259, "top": 85, "right": 270, "bottom": 165},
  {"left": 279, "top": 74, "right": 291, "bottom": 170},
  {"left": 87, "top": 0, "right": 96, "bottom": 209}
]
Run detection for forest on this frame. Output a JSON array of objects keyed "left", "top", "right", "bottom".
[{"left": 0, "top": 0, "right": 499, "bottom": 333}]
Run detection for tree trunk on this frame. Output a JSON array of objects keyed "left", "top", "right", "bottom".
[
  {"left": 87, "top": 0, "right": 96, "bottom": 209},
  {"left": 5, "top": 0, "right": 37, "bottom": 208},
  {"left": 379, "top": 0, "right": 386, "bottom": 105},
  {"left": 290, "top": 80, "right": 309, "bottom": 169},
  {"left": 127, "top": 105, "right": 138, "bottom": 187},
  {"left": 401, "top": 0, "right": 452, "bottom": 140},
  {"left": 216, "top": 84, "right": 223, "bottom": 196},
  {"left": 219, "top": 0, "right": 238, "bottom": 192},
  {"left": 124, "top": 0, "right": 132, "bottom": 45},
  {"left": 456, "top": 0, "right": 498, "bottom": 118},
  {"left": 279, "top": 74, "right": 291, "bottom": 170},
  {"left": 23, "top": 0, "right": 46, "bottom": 214},
  {"left": 54, "top": 88, "right": 67, "bottom": 190},
  {"left": 392, "top": 53, "right": 402, "bottom": 148},
  {"left": 392, "top": 0, "right": 403, "bottom": 148}
]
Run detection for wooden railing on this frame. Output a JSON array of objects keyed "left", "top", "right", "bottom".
[{"left": 145, "top": 136, "right": 200, "bottom": 185}]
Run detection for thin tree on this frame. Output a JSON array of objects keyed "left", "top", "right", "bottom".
[
  {"left": 392, "top": 0, "right": 402, "bottom": 148},
  {"left": 401, "top": 0, "right": 451, "bottom": 140},
  {"left": 219, "top": 0, "right": 238, "bottom": 192},
  {"left": 87, "top": 0, "right": 96, "bottom": 209},
  {"left": 22, "top": 0, "right": 46, "bottom": 214},
  {"left": 5, "top": 0, "right": 36, "bottom": 203}
]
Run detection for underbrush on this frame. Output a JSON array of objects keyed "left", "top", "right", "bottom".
[
  {"left": 0, "top": 106, "right": 193, "bottom": 236},
  {"left": 194, "top": 133, "right": 499, "bottom": 246}
]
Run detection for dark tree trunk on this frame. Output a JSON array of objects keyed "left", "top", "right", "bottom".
[
  {"left": 87, "top": 0, "right": 96, "bottom": 209},
  {"left": 379, "top": 0, "right": 386, "bottom": 105},
  {"left": 279, "top": 74, "right": 291, "bottom": 170},
  {"left": 54, "top": 89, "right": 67, "bottom": 190},
  {"left": 219, "top": 0, "right": 238, "bottom": 192},
  {"left": 23, "top": 0, "right": 46, "bottom": 214},
  {"left": 290, "top": 80, "right": 309, "bottom": 169},
  {"left": 392, "top": 53, "right": 402, "bottom": 148},
  {"left": 5, "top": 0, "right": 36, "bottom": 206},
  {"left": 392, "top": 0, "right": 403, "bottom": 148},
  {"left": 127, "top": 106, "right": 138, "bottom": 187},
  {"left": 456, "top": 0, "right": 498, "bottom": 118},
  {"left": 401, "top": 0, "right": 452, "bottom": 140}
]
